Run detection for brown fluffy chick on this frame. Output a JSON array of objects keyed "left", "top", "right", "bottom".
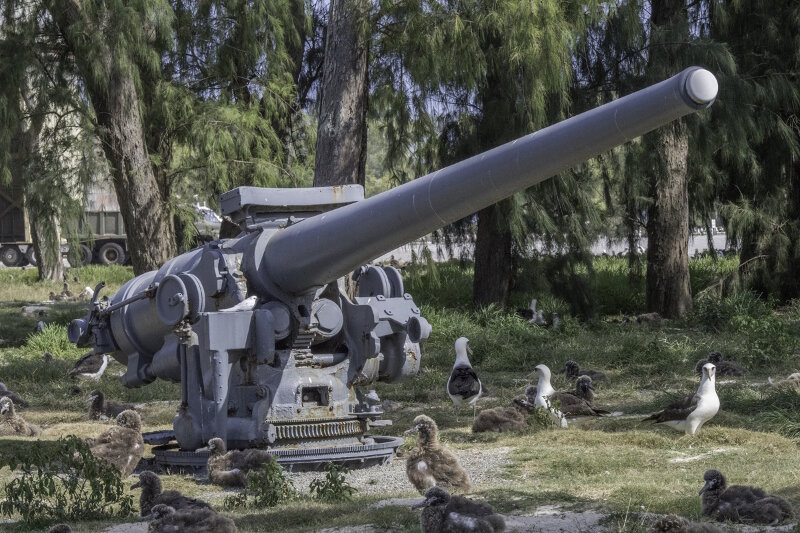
[
  {"left": 472, "top": 396, "right": 534, "bottom": 433},
  {"left": 405, "top": 415, "right": 471, "bottom": 495},
  {"left": 84, "top": 409, "right": 144, "bottom": 477},
  {"left": 207, "top": 437, "right": 275, "bottom": 487},
  {"left": 0, "top": 397, "right": 41, "bottom": 437},
  {"left": 649, "top": 514, "right": 722, "bottom": 532},
  {"left": 133, "top": 471, "right": 212, "bottom": 517},
  {"left": 144, "top": 503, "right": 237, "bottom": 533},
  {"left": 87, "top": 390, "right": 136, "bottom": 420}
]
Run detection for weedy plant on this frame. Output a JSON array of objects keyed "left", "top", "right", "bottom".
[
  {"left": 0, "top": 435, "right": 133, "bottom": 525},
  {"left": 309, "top": 462, "right": 358, "bottom": 503},
  {"left": 224, "top": 460, "right": 296, "bottom": 509}
]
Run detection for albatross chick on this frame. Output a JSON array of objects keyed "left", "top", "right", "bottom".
[
  {"left": 643, "top": 363, "right": 719, "bottom": 435},
  {"left": 143, "top": 503, "right": 237, "bottom": 533},
  {"left": 87, "top": 390, "right": 135, "bottom": 420},
  {"left": 405, "top": 415, "right": 471, "bottom": 494},
  {"left": 700, "top": 469, "right": 793, "bottom": 525},
  {"left": 472, "top": 396, "right": 534, "bottom": 433},
  {"left": 207, "top": 437, "right": 275, "bottom": 487},
  {"left": 552, "top": 376, "right": 609, "bottom": 417},
  {"left": 0, "top": 397, "right": 40, "bottom": 436},
  {"left": 85, "top": 409, "right": 144, "bottom": 477},
  {"left": 132, "top": 471, "right": 212, "bottom": 517},
  {"left": 562, "top": 360, "right": 608, "bottom": 382},
  {"left": 0, "top": 380, "right": 29, "bottom": 407},
  {"left": 695, "top": 352, "right": 745, "bottom": 376},
  {"left": 413, "top": 486, "right": 505, "bottom": 533}
]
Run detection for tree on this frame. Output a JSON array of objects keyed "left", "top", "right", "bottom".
[
  {"left": 643, "top": 0, "right": 692, "bottom": 318},
  {"left": 2, "top": 0, "right": 313, "bottom": 276},
  {"left": 373, "top": 0, "right": 599, "bottom": 310},
  {"left": 313, "top": 0, "right": 370, "bottom": 187},
  {"left": 1, "top": 1, "right": 92, "bottom": 281},
  {"left": 710, "top": 0, "right": 800, "bottom": 300},
  {"left": 45, "top": 0, "right": 177, "bottom": 274}
]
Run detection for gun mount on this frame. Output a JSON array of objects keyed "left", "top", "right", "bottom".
[{"left": 68, "top": 67, "right": 718, "bottom": 466}]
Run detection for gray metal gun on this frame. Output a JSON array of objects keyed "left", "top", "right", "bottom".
[{"left": 68, "top": 67, "right": 717, "bottom": 454}]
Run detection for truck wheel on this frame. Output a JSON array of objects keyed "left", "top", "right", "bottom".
[
  {"left": 0, "top": 246, "right": 22, "bottom": 267},
  {"left": 79, "top": 244, "right": 93, "bottom": 265},
  {"left": 99, "top": 242, "right": 125, "bottom": 265},
  {"left": 24, "top": 246, "right": 37, "bottom": 267}
]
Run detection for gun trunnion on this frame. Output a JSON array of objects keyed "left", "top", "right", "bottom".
[{"left": 69, "top": 67, "right": 717, "bottom": 455}]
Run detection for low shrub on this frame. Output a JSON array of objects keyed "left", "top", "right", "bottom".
[
  {"left": 224, "top": 460, "right": 296, "bottom": 509},
  {"left": 0, "top": 435, "right": 133, "bottom": 526},
  {"left": 309, "top": 463, "right": 357, "bottom": 503}
]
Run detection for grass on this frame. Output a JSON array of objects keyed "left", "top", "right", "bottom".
[{"left": 1, "top": 257, "right": 800, "bottom": 531}]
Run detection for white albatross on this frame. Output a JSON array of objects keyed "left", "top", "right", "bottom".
[
  {"left": 643, "top": 363, "right": 719, "bottom": 435},
  {"left": 532, "top": 364, "right": 568, "bottom": 428}
]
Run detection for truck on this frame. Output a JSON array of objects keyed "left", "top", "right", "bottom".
[{"left": 0, "top": 182, "right": 222, "bottom": 267}]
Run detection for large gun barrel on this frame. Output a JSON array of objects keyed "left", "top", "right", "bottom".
[
  {"left": 264, "top": 67, "right": 717, "bottom": 294},
  {"left": 70, "top": 67, "right": 717, "bottom": 457}
]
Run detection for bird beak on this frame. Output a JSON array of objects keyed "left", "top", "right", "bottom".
[
  {"left": 131, "top": 480, "right": 141, "bottom": 489},
  {"left": 138, "top": 513, "right": 155, "bottom": 522},
  {"left": 589, "top": 383, "right": 595, "bottom": 391},
  {"left": 467, "top": 345, "right": 473, "bottom": 356},
  {"left": 403, "top": 426, "right": 417, "bottom": 436},
  {"left": 699, "top": 481, "right": 712, "bottom": 495},
  {"left": 0, "top": 406, "right": 7, "bottom": 415},
  {"left": 411, "top": 497, "right": 432, "bottom": 510}
]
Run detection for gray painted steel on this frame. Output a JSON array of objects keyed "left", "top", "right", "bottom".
[
  {"left": 264, "top": 67, "right": 715, "bottom": 294},
  {"left": 69, "top": 67, "right": 717, "bottom": 462}
]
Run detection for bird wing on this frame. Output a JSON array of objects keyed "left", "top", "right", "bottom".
[
  {"left": 106, "top": 401, "right": 136, "bottom": 418},
  {"left": 69, "top": 353, "right": 102, "bottom": 375},
  {"left": 644, "top": 394, "right": 699, "bottom": 423},
  {"left": 448, "top": 367, "right": 481, "bottom": 400},
  {"left": 553, "top": 391, "right": 584, "bottom": 407},
  {"left": 157, "top": 491, "right": 212, "bottom": 512},
  {"left": 235, "top": 449, "right": 273, "bottom": 471},
  {"left": 0, "top": 392, "right": 29, "bottom": 408},
  {"left": 717, "top": 361, "right": 746, "bottom": 376},
  {"left": 447, "top": 494, "right": 496, "bottom": 517},
  {"left": 586, "top": 370, "right": 608, "bottom": 382},
  {"left": 429, "top": 448, "right": 470, "bottom": 492}
]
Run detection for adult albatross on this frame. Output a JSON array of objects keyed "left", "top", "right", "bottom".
[
  {"left": 643, "top": 363, "right": 719, "bottom": 435},
  {"left": 447, "top": 337, "right": 482, "bottom": 421}
]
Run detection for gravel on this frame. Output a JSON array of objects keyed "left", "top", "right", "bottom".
[{"left": 284, "top": 446, "right": 514, "bottom": 497}]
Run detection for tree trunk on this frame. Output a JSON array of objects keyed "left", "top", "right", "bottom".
[
  {"left": 644, "top": 0, "right": 692, "bottom": 318},
  {"left": 473, "top": 203, "right": 512, "bottom": 308},
  {"left": 29, "top": 207, "right": 63, "bottom": 282},
  {"left": 92, "top": 68, "right": 176, "bottom": 274},
  {"left": 645, "top": 122, "right": 691, "bottom": 317},
  {"left": 47, "top": 0, "right": 176, "bottom": 275},
  {"left": 10, "top": 117, "right": 63, "bottom": 281},
  {"left": 313, "top": 0, "right": 369, "bottom": 187}
]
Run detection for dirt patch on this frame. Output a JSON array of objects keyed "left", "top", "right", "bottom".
[{"left": 504, "top": 505, "right": 608, "bottom": 532}]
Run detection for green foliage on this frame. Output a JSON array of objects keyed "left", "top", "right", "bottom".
[
  {"left": 0, "top": 436, "right": 134, "bottom": 526},
  {"left": 224, "top": 461, "right": 296, "bottom": 509},
  {"left": 308, "top": 463, "right": 357, "bottom": 503},
  {"left": 24, "top": 324, "right": 84, "bottom": 360}
]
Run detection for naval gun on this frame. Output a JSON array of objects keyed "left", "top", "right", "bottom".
[{"left": 68, "top": 67, "right": 718, "bottom": 465}]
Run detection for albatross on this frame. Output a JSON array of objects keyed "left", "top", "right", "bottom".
[
  {"left": 69, "top": 352, "right": 109, "bottom": 380},
  {"left": 532, "top": 364, "right": 568, "bottom": 428},
  {"left": 643, "top": 363, "right": 719, "bottom": 435},
  {"left": 447, "top": 337, "right": 482, "bottom": 421}
]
